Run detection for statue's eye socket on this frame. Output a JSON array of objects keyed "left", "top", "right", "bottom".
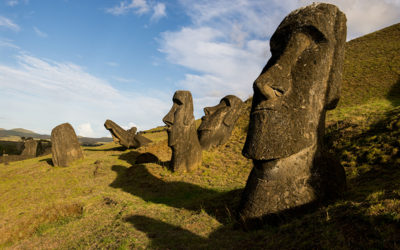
[
  {"left": 221, "top": 98, "right": 231, "bottom": 107},
  {"left": 173, "top": 98, "right": 183, "bottom": 105}
]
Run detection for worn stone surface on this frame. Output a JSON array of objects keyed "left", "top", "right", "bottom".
[
  {"left": 21, "top": 139, "right": 39, "bottom": 157},
  {"left": 198, "top": 95, "right": 244, "bottom": 150},
  {"left": 163, "top": 90, "right": 202, "bottom": 172},
  {"left": 239, "top": 3, "right": 347, "bottom": 224},
  {"left": 104, "top": 120, "right": 152, "bottom": 149},
  {"left": 51, "top": 123, "right": 84, "bottom": 167}
]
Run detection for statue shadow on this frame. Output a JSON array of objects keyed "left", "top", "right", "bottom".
[
  {"left": 84, "top": 146, "right": 127, "bottom": 152},
  {"left": 387, "top": 75, "right": 400, "bottom": 106},
  {"left": 39, "top": 157, "right": 53, "bottom": 166},
  {"left": 110, "top": 151, "right": 243, "bottom": 224}
]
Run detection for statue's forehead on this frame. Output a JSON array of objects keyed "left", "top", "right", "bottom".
[{"left": 173, "top": 91, "right": 190, "bottom": 103}]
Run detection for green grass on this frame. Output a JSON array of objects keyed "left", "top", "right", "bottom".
[{"left": 1, "top": 24, "right": 400, "bottom": 249}]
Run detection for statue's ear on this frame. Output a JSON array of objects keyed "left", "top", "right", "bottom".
[
  {"left": 183, "top": 94, "right": 195, "bottom": 126},
  {"left": 223, "top": 96, "right": 243, "bottom": 126}
]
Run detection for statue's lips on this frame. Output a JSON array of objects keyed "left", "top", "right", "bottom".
[{"left": 252, "top": 107, "right": 275, "bottom": 115}]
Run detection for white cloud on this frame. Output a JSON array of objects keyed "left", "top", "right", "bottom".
[
  {"left": 0, "top": 16, "right": 20, "bottom": 32},
  {"left": 151, "top": 3, "right": 167, "bottom": 21},
  {"left": 6, "top": 0, "right": 19, "bottom": 6},
  {"left": 0, "top": 53, "right": 170, "bottom": 137},
  {"left": 112, "top": 76, "right": 136, "bottom": 83},
  {"left": 159, "top": 0, "right": 400, "bottom": 112},
  {"left": 33, "top": 26, "right": 48, "bottom": 38},
  {"left": 77, "top": 123, "right": 95, "bottom": 137},
  {"left": 106, "top": 0, "right": 149, "bottom": 15}
]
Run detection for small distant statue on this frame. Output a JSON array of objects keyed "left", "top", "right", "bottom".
[
  {"left": 238, "top": 3, "right": 347, "bottom": 224},
  {"left": 21, "top": 138, "right": 40, "bottom": 157},
  {"left": 51, "top": 123, "right": 84, "bottom": 167},
  {"left": 163, "top": 90, "right": 202, "bottom": 172},
  {"left": 198, "top": 95, "right": 244, "bottom": 150},
  {"left": 104, "top": 120, "right": 152, "bottom": 149}
]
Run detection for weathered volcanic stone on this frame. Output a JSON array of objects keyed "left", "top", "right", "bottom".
[
  {"left": 163, "top": 91, "right": 202, "bottom": 172},
  {"left": 21, "top": 139, "right": 39, "bottom": 157},
  {"left": 51, "top": 123, "right": 84, "bottom": 167},
  {"left": 104, "top": 120, "right": 152, "bottom": 149},
  {"left": 198, "top": 95, "right": 244, "bottom": 150},
  {"left": 239, "top": 3, "right": 347, "bottom": 224}
]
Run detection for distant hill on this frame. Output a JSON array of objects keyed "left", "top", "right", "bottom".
[
  {"left": 0, "top": 128, "right": 113, "bottom": 145},
  {"left": 340, "top": 23, "right": 400, "bottom": 107}
]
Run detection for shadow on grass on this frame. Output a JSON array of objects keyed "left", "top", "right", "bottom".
[
  {"left": 39, "top": 157, "right": 53, "bottom": 166},
  {"left": 110, "top": 162, "right": 242, "bottom": 224},
  {"left": 387, "top": 75, "right": 400, "bottom": 106},
  {"left": 84, "top": 146, "right": 127, "bottom": 152}
]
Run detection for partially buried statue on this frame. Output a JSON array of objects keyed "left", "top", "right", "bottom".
[
  {"left": 163, "top": 90, "right": 202, "bottom": 172},
  {"left": 239, "top": 3, "right": 347, "bottom": 224},
  {"left": 51, "top": 123, "right": 84, "bottom": 167},
  {"left": 198, "top": 95, "right": 244, "bottom": 150},
  {"left": 104, "top": 119, "right": 152, "bottom": 149}
]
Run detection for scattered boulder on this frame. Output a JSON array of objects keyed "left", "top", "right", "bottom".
[
  {"left": 239, "top": 3, "right": 347, "bottom": 225},
  {"left": 104, "top": 120, "right": 152, "bottom": 149},
  {"left": 198, "top": 95, "right": 244, "bottom": 150},
  {"left": 51, "top": 123, "right": 84, "bottom": 167},
  {"left": 163, "top": 91, "right": 202, "bottom": 172}
]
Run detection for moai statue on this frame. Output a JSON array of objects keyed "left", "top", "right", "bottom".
[
  {"left": 51, "top": 123, "right": 84, "bottom": 167},
  {"left": 198, "top": 95, "right": 244, "bottom": 150},
  {"left": 239, "top": 3, "right": 347, "bottom": 224},
  {"left": 163, "top": 91, "right": 202, "bottom": 172},
  {"left": 104, "top": 120, "right": 152, "bottom": 149},
  {"left": 21, "top": 138, "right": 39, "bottom": 157}
]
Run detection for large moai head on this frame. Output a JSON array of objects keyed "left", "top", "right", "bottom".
[
  {"left": 239, "top": 3, "right": 347, "bottom": 224},
  {"left": 51, "top": 123, "right": 84, "bottom": 167},
  {"left": 163, "top": 91, "right": 202, "bottom": 172},
  {"left": 243, "top": 3, "right": 347, "bottom": 160},
  {"left": 198, "top": 95, "right": 244, "bottom": 150}
]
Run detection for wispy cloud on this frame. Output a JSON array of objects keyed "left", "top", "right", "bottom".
[
  {"left": 33, "top": 26, "right": 48, "bottom": 38},
  {"left": 6, "top": 0, "right": 29, "bottom": 6},
  {"left": 0, "top": 16, "right": 20, "bottom": 31},
  {"left": 159, "top": 0, "right": 400, "bottom": 116},
  {"left": 112, "top": 76, "right": 137, "bottom": 83},
  {"left": 0, "top": 39, "right": 20, "bottom": 49},
  {"left": 106, "top": 0, "right": 149, "bottom": 15},
  {"left": 0, "top": 53, "right": 170, "bottom": 137},
  {"left": 106, "top": 0, "right": 167, "bottom": 22},
  {"left": 151, "top": 3, "right": 167, "bottom": 21},
  {"left": 106, "top": 61, "right": 119, "bottom": 67}
]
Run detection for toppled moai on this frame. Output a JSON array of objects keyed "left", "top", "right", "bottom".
[
  {"left": 239, "top": 3, "right": 347, "bottom": 224},
  {"left": 163, "top": 91, "right": 202, "bottom": 172},
  {"left": 104, "top": 119, "right": 152, "bottom": 149},
  {"left": 51, "top": 123, "right": 84, "bottom": 167},
  {"left": 198, "top": 95, "right": 244, "bottom": 150}
]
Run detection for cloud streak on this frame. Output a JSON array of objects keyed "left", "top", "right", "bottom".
[
  {"left": 105, "top": 0, "right": 149, "bottom": 15},
  {"left": 33, "top": 26, "right": 48, "bottom": 38},
  {"left": 0, "top": 16, "right": 20, "bottom": 31},
  {"left": 0, "top": 53, "right": 170, "bottom": 137},
  {"left": 159, "top": 0, "right": 400, "bottom": 117}
]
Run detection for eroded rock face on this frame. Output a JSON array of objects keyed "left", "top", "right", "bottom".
[
  {"left": 239, "top": 3, "right": 347, "bottom": 224},
  {"left": 21, "top": 139, "right": 39, "bottom": 157},
  {"left": 51, "top": 123, "right": 84, "bottom": 167},
  {"left": 198, "top": 95, "right": 244, "bottom": 150},
  {"left": 163, "top": 91, "right": 202, "bottom": 172},
  {"left": 104, "top": 120, "right": 152, "bottom": 149}
]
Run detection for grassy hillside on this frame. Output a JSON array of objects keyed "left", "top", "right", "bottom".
[{"left": 1, "top": 24, "right": 400, "bottom": 249}]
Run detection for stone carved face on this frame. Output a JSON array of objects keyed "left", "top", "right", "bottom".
[
  {"left": 198, "top": 95, "right": 243, "bottom": 149},
  {"left": 243, "top": 3, "right": 347, "bottom": 160},
  {"left": 163, "top": 91, "right": 195, "bottom": 147}
]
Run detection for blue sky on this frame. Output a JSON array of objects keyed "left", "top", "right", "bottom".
[{"left": 1, "top": 0, "right": 399, "bottom": 137}]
